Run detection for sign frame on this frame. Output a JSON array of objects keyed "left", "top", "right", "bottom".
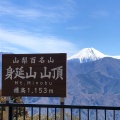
[{"left": 2, "top": 53, "right": 67, "bottom": 97}]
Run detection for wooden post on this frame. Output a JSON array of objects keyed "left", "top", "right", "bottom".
[
  {"left": 5, "top": 97, "right": 13, "bottom": 120},
  {"left": 60, "top": 97, "right": 64, "bottom": 120},
  {"left": 5, "top": 97, "right": 9, "bottom": 120}
]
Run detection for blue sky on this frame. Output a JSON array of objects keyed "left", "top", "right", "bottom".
[{"left": 0, "top": 0, "right": 120, "bottom": 57}]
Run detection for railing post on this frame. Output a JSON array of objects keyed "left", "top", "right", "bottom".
[
  {"left": 60, "top": 97, "right": 64, "bottom": 120},
  {"left": 5, "top": 97, "right": 13, "bottom": 120},
  {"left": 9, "top": 105, "right": 13, "bottom": 120},
  {"left": 5, "top": 97, "right": 9, "bottom": 120}
]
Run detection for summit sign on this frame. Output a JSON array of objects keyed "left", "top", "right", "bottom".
[{"left": 2, "top": 53, "right": 67, "bottom": 97}]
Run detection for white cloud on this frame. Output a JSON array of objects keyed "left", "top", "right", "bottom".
[
  {"left": 0, "top": 5, "right": 50, "bottom": 20},
  {"left": 0, "top": 0, "right": 78, "bottom": 57},
  {"left": 0, "top": 0, "right": 76, "bottom": 21},
  {"left": 0, "top": 28, "right": 78, "bottom": 57}
]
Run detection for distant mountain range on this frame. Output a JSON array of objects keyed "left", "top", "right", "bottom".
[
  {"left": 67, "top": 49, "right": 120, "bottom": 106},
  {"left": 1, "top": 48, "right": 120, "bottom": 107}
]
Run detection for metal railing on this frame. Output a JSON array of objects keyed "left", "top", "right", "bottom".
[{"left": 0, "top": 103, "right": 120, "bottom": 120}]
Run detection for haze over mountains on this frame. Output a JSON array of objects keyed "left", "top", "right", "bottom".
[{"left": 0, "top": 48, "right": 120, "bottom": 106}]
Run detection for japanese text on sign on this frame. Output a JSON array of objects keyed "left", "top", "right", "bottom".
[{"left": 2, "top": 54, "right": 67, "bottom": 97}]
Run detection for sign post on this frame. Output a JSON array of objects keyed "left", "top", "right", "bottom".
[
  {"left": 6, "top": 97, "right": 9, "bottom": 120},
  {"left": 6, "top": 97, "right": 13, "bottom": 120},
  {"left": 60, "top": 97, "right": 64, "bottom": 120}
]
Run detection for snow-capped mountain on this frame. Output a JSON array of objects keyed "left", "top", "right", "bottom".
[
  {"left": 68, "top": 48, "right": 106, "bottom": 63},
  {"left": 68, "top": 48, "right": 120, "bottom": 63}
]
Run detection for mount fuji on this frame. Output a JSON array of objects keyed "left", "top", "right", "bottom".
[
  {"left": 1, "top": 48, "right": 120, "bottom": 108},
  {"left": 68, "top": 48, "right": 106, "bottom": 63},
  {"left": 68, "top": 48, "right": 120, "bottom": 63}
]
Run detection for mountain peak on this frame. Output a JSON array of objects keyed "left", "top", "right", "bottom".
[{"left": 68, "top": 48, "right": 106, "bottom": 63}]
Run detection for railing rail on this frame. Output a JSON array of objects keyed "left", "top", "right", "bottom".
[{"left": 0, "top": 103, "right": 120, "bottom": 120}]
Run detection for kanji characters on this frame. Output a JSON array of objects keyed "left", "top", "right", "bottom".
[
  {"left": 48, "top": 57, "right": 54, "bottom": 63},
  {"left": 5, "top": 66, "right": 14, "bottom": 80},
  {"left": 40, "top": 67, "right": 51, "bottom": 79},
  {"left": 5, "top": 66, "right": 37, "bottom": 80},
  {"left": 13, "top": 57, "right": 19, "bottom": 63},
  {"left": 39, "top": 57, "right": 45, "bottom": 63},
  {"left": 51, "top": 66, "right": 63, "bottom": 80},
  {"left": 14, "top": 66, "right": 25, "bottom": 79},
  {"left": 30, "top": 57, "right": 36, "bottom": 64},
  {"left": 12, "top": 56, "right": 55, "bottom": 64},
  {"left": 26, "top": 67, "right": 37, "bottom": 79},
  {"left": 5, "top": 66, "right": 64, "bottom": 80},
  {"left": 40, "top": 66, "right": 63, "bottom": 80},
  {"left": 21, "top": 57, "right": 27, "bottom": 64}
]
